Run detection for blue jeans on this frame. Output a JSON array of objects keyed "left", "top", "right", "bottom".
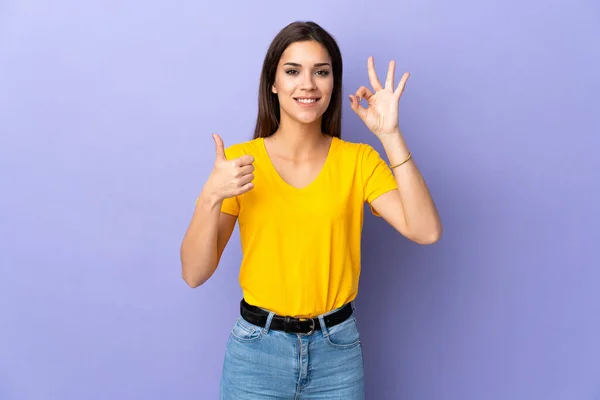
[{"left": 220, "top": 302, "right": 365, "bottom": 399}]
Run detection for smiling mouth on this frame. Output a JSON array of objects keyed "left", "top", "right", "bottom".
[{"left": 294, "top": 97, "right": 321, "bottom": 104}]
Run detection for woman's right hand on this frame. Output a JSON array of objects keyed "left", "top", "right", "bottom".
[{"left": 206, "top": 134, "right": 255, "bottom": 201}]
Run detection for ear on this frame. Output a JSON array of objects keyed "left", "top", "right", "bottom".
[{"left": 272, "top": 84, "right": 278, "bottom": 94}]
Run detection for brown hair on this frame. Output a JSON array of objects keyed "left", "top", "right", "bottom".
[{"left": 252, "top": 21, "right": 343, "bottom": 139}]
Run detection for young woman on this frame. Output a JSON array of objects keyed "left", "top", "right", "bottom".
[{"left": 180, "top": 21, "right": 442, "bottom": 399}]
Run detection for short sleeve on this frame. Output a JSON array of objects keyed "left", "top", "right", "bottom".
[
  {"left": 220, "top": 196, "right": 240, "bottom": 216},
  {"left": 361, "top": 144, "right": 398, "bottom": 216}
]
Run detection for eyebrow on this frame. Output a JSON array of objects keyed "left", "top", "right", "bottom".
[{"left": 282, "top": 62, "right": 331, "bottom": 67}]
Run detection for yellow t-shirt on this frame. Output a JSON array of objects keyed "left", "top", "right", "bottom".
[{"left": 221, "top": 136, "right": 398, "bottom": 317}]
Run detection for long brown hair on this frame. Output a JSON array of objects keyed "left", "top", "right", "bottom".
[{"left": 253, "top": 21, "right": 343, "bottom": 139}]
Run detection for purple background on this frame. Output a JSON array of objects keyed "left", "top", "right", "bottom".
[{"left": 1, "top": 1, "right": 599, "bottom": 399}]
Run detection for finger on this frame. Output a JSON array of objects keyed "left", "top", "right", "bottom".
[
  {"left": 348, "top": 95, "right": 367, "bottom": 120},
  {"left": 236, "top": 154, "right": 255, "bottom": 167},
  {"left": 213, "top": 134, "right": 226, "bottom": 161},
  {"left": 237, "top": 173, "right": 255, "bottom": 187},
  {"left": 236, "top": 182, "right": 254, "bottom": 195},
  {"left": 394, "top": 72, "right": 410, "bottom": 97},
  {"left": 385, "top": 60, "right": 396, "bottom": 90},
  {"left": 237, "top": 164, "right": 255, "bottom": 177},
  {"left": 355, "top": 86, "right": 374, "bottom": 102},
  {"left": 367, "top": 56, "right": 383, "bottom": 92}
]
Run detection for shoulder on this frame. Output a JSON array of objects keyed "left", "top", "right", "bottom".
[
  {"left": 224, "top": 138, "right": 263, "bottom": 159},
  {"left": 334, "top": 137, "right": 381, "bottom": 161}
]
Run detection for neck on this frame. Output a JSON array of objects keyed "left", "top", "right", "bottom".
[{"left": 270, "top": 116, "right": 327, "bottom": 158}]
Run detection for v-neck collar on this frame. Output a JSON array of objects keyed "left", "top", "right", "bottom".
[{"left": 259, "top": 136, "right": 339, "bottom": 191}]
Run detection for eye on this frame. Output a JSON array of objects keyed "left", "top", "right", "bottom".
[
  {"left": 315, "top": 70, "right": 330, "bottom": 77},
  {"left": 285, "top": 69, "right": 299, "bottom": 75}
]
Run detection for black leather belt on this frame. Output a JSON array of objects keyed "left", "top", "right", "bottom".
[{"left": 240, "top": 299, "right": 353, "bottom": 335}]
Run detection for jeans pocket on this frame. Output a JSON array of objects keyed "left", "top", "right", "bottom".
[
  {"left": 324, "top": 316, "right": 361, "bottom": 349},
  {"left": 230, "top": 317, "right": 263, "bottom": 343}
]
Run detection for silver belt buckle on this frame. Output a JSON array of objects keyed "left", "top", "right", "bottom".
[{"left": 298, "top": 318, "right": 315, "bottom": 336}]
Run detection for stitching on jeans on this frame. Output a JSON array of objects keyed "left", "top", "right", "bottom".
[
  {"left": 236, "top": 319, "right": 253, "bottom": 334},
  {"left": 323, "top": 317, "right": 361, "bottom": 349},
  {"left": 295, "top": 335, "right": 303, "bottom": 398}
]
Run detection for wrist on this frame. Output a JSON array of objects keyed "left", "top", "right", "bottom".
[
  {"left": 378, "top": 129, "right": 405, "bottom": 146},
  {"left": 377, "top": 129, "right": 411, "bottom": 165},
  {"left": 197, "top": 183, "right": 223, "bottom": 210},
  {"left": 377, "top": 127, "right": 402, "bottom": 139}
]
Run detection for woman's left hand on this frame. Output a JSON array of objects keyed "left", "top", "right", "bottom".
[{"left": 349, "top": 56, "right": 410, "bottom": 137}]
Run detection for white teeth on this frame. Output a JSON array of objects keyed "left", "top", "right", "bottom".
[{"left": 296, "top": 98, "right": 317, "bottom": 103}]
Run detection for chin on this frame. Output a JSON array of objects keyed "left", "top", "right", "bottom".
[
  {"left": 295, "top": 113, "right": 323, "bottom": 125},
  {"left": 285, "top": 107, "right": 328, "bottom": 125}
]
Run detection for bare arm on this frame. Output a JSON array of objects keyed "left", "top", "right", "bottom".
[
  {"left": 349, "top": 56, "right": 442, "bottom": 245},
  {"left": 180, "top": 189, "right": 237, "bottom": 287},
  {"left": 371, "top": 131, "right": 442, "bottom": 245},
  {"left": 180, "top": 134, "right": 254, "bottom": 288}
]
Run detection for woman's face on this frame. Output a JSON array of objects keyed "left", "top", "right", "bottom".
[{"left": 272, "top": 40, "right": 334, "bottom": 127}]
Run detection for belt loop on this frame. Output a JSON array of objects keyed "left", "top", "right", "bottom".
[
  {"left": 262, "top": 311, "right": 275, "bottom": 334},
  {"left": 317, "top": 315, "right": 328, "bottom": 337}
]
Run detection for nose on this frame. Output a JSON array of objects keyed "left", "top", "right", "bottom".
[{"left": 299, "top": 71, "right": 317, "bottom": 90}]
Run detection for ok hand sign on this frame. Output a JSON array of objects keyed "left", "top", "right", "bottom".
[{"left": 349, "top": 56, "right": 410, "bottom": 137}]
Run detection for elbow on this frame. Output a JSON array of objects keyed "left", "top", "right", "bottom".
[
  {"left": 182, "top": 273, "right": 207, "bottom": 288},
  {"left": 181, "top": 266, "right": 208, "bottom": 288},
  {"left": 420, "top": 226, "right": 443, "bottom": 245},
  {"left": 183, "top": 276, "right": 202, "bottom": 288},
  {"left": 180, "top": 248, "right": 215, "bottom": 288},
  {"left": 415, "top": 232, "right": 441, "bottom": 245},
  {"left": 408, "top": 224, "right": 442, "bottom": 245}
]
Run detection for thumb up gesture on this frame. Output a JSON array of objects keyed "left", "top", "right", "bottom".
[{"left": 208, "top": 134, "right": 255, "bottom": 201}]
